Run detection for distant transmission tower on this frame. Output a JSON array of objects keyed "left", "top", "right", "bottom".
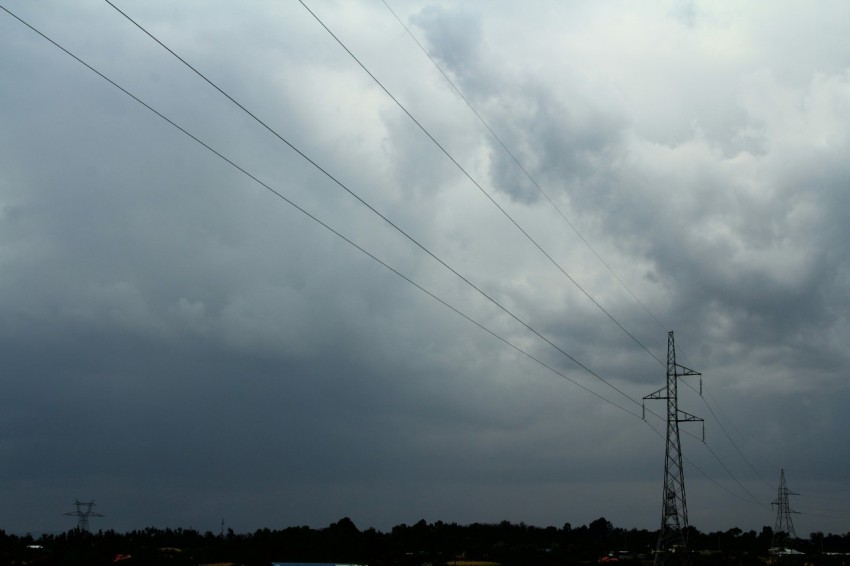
[
  {"left": 644, "top": 331, "right": 703, "bottom": 566},
  {"left": 771, "top": 469, "right": 798, "bottom": 548},
  {"left": 64, "top": 500, "right": 103, "bottom": 533}
]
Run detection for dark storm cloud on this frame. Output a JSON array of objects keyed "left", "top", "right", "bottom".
[
  {"left": 403, "top": 0, "right": 850, "bottom": 530},
  {"left": 411, "top": 3, "right": 625, "bottom": 205},
  {"left": 1, "top": 0, "right": 850, "bottom": 538},
  {"left": 409, "top": 5, "right": 490, "bottom": 94}
]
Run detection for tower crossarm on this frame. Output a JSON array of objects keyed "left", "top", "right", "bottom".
[
  {"left": 644, "top": 386, "right": 668, "bottom": 401},
  {"left": 642, "top": 386, "right": 667, "bottom": 419},
  {"left": 676, "top": 410, "right": 705, "bottom": 442},
  {"left": 674, "top": 364, "right": 702, "bottom": 395},
  {"left": 676, "top": 410, "right": 702, "bottom": 424},
  {"left": 674, "top": 363, "right": 700, "bottom": 377}
]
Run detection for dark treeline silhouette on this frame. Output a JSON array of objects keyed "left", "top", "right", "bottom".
[{"left": 1, "top": 517, "right": 849, "bottom": 565}]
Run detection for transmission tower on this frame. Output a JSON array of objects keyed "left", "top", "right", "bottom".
[
  {"left": 771, "top": 469, "right": 798, "bottom": 548},
  {"left": 64, "top": 500, "right": 103, "bottom": 533},
  {"left": 643, "top": 331, "right": 703, "bottom": 566}
]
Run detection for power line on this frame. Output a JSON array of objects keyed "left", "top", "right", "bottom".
[
  {"left": 3, "top": 4, "right": 772, "bottom": 518},
  {"left": 106, "top": 3, "right": 753, "bottom": 471},
  {"left": 679, "top": 379, "right": 774, "bottom": 494},
  {"left": 298, "top": 0, "right": 666, "bottom": 369},
  {"left": 643, "top": 401, "right": 767, "bottom": 510},
  {"left": 108, "top": 3, "right": 832, "bottom": 524},
  {"left": 700, "top": 441, "right": 765, "bottom": 506},
  {"left": 702, "top": 387, "right": 781, "bottom": 478},
  {"left": 100, "top": 0, "right": 645, "bottom": 412},
  {"left": 672, "top": 419, "right": 770, "bottom": 508},
  {"left": 0, "top": 3, "right": 641, "bottom": 422}
]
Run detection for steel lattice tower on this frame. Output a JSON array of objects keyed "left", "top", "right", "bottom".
[
  {"left": 771, "top": 469, "right": 798, "bottom": 547},
  {"left": 64, "top": 500, "right": 103, "bottom": 533},
  {"left": 644, "top": 331, "right": 703, "bottom": 566}
]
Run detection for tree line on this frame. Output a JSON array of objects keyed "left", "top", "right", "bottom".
[{"left": 2, "top": 517, "right": 849, "bottom": 565}]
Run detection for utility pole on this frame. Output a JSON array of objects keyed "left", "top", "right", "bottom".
[
  {"left": 64, "top": 500, "right": 103, "bottom": 533},
  {"left": 771, "top": 469, "right": 798, "bottom": 549},
  {"left": 644, "top": 331, "right": 703, "bottom": 566}
]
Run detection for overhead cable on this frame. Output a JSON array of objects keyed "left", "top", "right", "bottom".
[
  {"left": 102, "top": 0, "right": 644, "bottom": 412},
  {"left": 0, "top": 3, "right": 642, "bottom": 422},
  {"left": 3, "top": 3, "right": 767, "bottom": 512}
]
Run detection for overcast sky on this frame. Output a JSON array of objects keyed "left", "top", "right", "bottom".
[{"left": 1, "top": 0, "right": 849, "bottom": 538}]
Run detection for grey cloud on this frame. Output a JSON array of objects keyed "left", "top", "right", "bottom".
[
  {"left": 2, "top": 0, "right": 850, "bottom": 538},
  {"left": 410, "top": 5, "right": 490, "bottom": 94}
]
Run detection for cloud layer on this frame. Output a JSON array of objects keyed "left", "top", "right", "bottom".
[{"left": 1, "top": 1, "right": 849, "bottom": 536}]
